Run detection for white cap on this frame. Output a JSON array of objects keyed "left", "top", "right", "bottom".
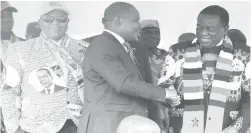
[
  {"left": 116, "top": 115, "right": 161, "bottom": 133},
  {"left": 40, "top": 1, "right": 70, "bottom": 16}
]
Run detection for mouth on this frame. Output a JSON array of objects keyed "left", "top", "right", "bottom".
[{"left": 200, "top": 37, "right": 211, "bottom": 42}]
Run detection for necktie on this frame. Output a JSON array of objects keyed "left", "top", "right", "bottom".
[
  {"left": 123, "top": 41, "right": 139, "bottom": 66},
  {"left": 46, "top": 88, "right": 50, "bottom": 94}
]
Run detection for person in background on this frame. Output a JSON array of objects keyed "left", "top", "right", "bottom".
[
  {"left": 1, "top": 2, "right": 88, "bottom": 133},
  {"left": 116, "top": 115, "right": 161, "bottom": 133},
  {"left": 159, "top": 5, "right": 250, "bottom": 133},
  {"left": 1, "top": 2, "right": 25, "bottom": 132},
  {"left": 78, "top": 2, "right": 180, "bottom": 133},
  {"left": 227, "top": 28, "right": 250, "bottom": 133},
  {"left": 25, "top": 22, "right": 41, "bottom": 40},
  {"left": 140, "top": 19, "right": 168, "bottom": 85},
  {"left": 227, "top": 29, "right": 247, "bottom": 48},
  {"left": 1, "top": 1, "right": 25, "bottom": 61},
  {"left": 137, "top": 19, "right": 170, "bottom": 133},
  {"left": 178, "top": 32, "right": 196, "bottom": 43}
]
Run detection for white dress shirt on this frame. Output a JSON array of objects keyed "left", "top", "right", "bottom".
[{"left": 104, "top": 29, "right": 128, "bottom": 52}]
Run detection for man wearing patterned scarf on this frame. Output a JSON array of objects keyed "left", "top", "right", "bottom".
[
  {"left": 0, "top": 2, "right": 89, "bottom": 133},
  {"left": 159, "top": 5, "right": 250, "bottom": 133}
]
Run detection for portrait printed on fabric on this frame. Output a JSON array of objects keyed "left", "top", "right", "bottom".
[{"left": 29, "top": 64, "right": 66, "bottom": 95}]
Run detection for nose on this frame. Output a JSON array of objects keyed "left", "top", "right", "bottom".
[
  {"left": 50, "top": 19, "right": 60, "bottom": 25},
  {"left": 201, "top": 27, "right": 209, "bottom": 36}
]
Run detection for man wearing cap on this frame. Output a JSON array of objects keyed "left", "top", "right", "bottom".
[
  {"left": 78, "top": 2, "right": 180, "bottom": 133},
  {"left": 1, "top": 1, "right": 25, "bottom": 61},
  {"left": 1, "top": 1, "right": 88, "bottom": 133},
  {"left": 158, "top": 5, "right": 250, "bottom": 133},
  {"left": 138, "top": 19, "right": 170, "bottom": 133},
  {"left": 25, "top": 22, "right": 41, "bottom": 40},
  {"left": 140, "top": 19, "right": 168, "bottom": 86}
]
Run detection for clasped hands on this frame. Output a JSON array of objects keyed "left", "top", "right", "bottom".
[{"left": 164, "top": 88, "right": 181, "bottom": 107}]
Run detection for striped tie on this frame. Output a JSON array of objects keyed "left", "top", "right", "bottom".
[{"left": 123, "top": 41, "right": 139, "bottom": 66}]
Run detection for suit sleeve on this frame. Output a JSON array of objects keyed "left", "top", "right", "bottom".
[
  {"left": 87, "top": 43, "right": 166, "bottom": 103},
  {"left": 232, "top": 61, "right": 250, "bottom": 133},
  {"left": 0, "top": 43, "right": 23, "bottom": 133}
]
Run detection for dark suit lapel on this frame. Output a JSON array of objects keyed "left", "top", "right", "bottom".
[{"left": 102, "top": 32, "right": 143, "bottom": 80}]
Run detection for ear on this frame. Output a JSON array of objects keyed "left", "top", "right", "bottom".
[
  {"left": 114, "top": 17, "right": 122, "bottom": 27},
  {"left": 224, "top": 25, "right": 229, "bottom": 35}
]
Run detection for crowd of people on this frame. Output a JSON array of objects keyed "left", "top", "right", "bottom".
[{"left": 1, "top": 1, "right": 250, "bottom": 133}]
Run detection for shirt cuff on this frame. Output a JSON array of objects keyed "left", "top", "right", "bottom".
[
  {"left": 165, "top": 85, "right": 175, "bottom": 99},
  {"left": 165, "top": 88, "right": 168, "bottom": 99}
]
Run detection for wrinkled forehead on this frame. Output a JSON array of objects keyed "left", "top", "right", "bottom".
[
  {"left": 41, "top": 9, "right": 68, "bottom": 18},
  {"left": 197, "top": 14, "right": 223, "bottom": 26}
]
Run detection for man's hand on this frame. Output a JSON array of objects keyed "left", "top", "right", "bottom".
[
  {"left": 166, "top": 96, "right": 181, "bottom": 107},
  {"left": 222, "top": 126, "right": 239, "bottom": 133}
]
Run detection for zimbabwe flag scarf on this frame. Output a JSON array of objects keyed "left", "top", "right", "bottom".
[{"left": 181, "top": 36, "right": 234, "bottom": 133}]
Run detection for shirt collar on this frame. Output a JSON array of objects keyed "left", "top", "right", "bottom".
[
  {"left": 51, "top": 38, "right": 64, "bottom": 47},
  {"left": 104, "top": 29, "right": 125, "bottom": 44}
]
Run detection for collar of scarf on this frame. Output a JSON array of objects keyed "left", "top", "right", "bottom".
[
  {"left": 39, "top": 33, "right": 84, "bottom": 102},
  {"left": 181, "top": 36, "right": 234, "bottom": 133}
]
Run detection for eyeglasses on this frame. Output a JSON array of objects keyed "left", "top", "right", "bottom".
[{"left": 42, "top": 16, "right": 68, "bottom": 23}]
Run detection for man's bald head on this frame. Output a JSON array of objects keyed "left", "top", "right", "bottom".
[
  {"left": 102, "top": 2, "right": 141, "bottom": 42},
  {"left": 103, "top": 2, "right": 138, "bottom": 22}
]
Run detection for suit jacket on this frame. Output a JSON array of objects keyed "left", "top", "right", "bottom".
[
  {"left": 78, "top": 31, "right": 166, "bottom": 133},
  {"left": 130, "top": 41, "right": 153, "bottom": 84},
  {"left": 40, "top": 84, "right": 65, "bottom": 94}
]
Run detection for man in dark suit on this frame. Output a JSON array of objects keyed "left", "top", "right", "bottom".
[{"left": 78, "top": 2, "right": 181, "bottom": 133}]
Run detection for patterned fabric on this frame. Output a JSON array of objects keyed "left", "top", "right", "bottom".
[
  {"left": 159, "top": 36, "right": 250, "bottom": 133},
  {"left": 149, "top": 48, "right": 168, "bottom": 85},
  {"left": 40, "top": 33, "right": 85, "bottom": 103},
  {"left": 1, "top": 32, "right": 25, "bottom": 62},
  {"left": 123, "top": 41, "right": 139, "bottom": 66},
  {"left": 0, "top": 35, "right": 88, "bottom": 133},
  {"left": 181, "top": 36, "right": 233, "bottom": 133}
]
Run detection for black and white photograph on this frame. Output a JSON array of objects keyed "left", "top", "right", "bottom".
[{"left": 0, "top": 1, "right": 250, "bottom": 133}]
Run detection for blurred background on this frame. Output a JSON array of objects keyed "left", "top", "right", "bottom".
[{"left": 10, "top": 1, "right": 251, "bottom": 49}]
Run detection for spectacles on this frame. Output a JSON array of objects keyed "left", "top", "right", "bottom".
[{"left": 42, "top": 16, "right": 68, "bottom": 23}]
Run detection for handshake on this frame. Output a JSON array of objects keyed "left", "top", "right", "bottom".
[{"left": 164, "top": 86, "right": 181, "bottom": 108}]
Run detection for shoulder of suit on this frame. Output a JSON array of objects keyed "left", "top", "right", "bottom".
[{"left": 68, "top": 37, "right": 89, "bottom": 48}]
